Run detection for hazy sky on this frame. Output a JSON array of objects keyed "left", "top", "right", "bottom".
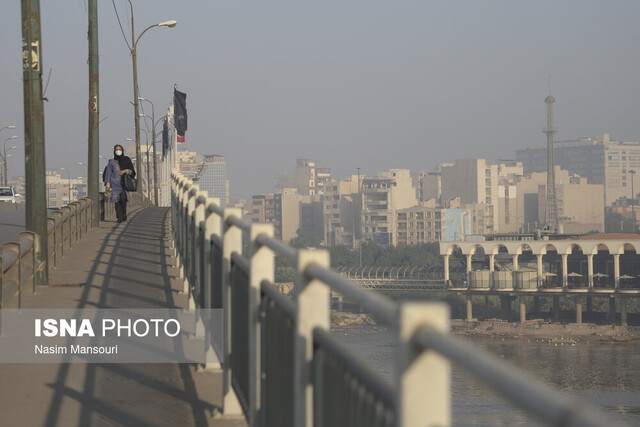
[{"left": 2, "top": 1, "right": 640, "bottom": 197}]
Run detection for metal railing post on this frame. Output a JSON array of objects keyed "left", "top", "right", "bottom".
[
  {"left": 222, "top": 208, "right": 243, "bottom": 415},
  {"left": 176, "top": 179, "right": 189, "bottom": 283},
  {"left": 172, "top": 176, "right": 182, "bottom": 273},
  {"left": 397, "top": 302, "right": 450, "bottom": 427},
  {"left": 61, "top": 206, "right": 71, "bottom": 250},
  {"left": 47, "top": 217, "right": 55, "bottom": 268},
  {"left": 204, "top": 198, "right": 221, "bottom": 310},
  {"left": 201, "top": 197, "right": 222, "bottom": 370},
  {"left": 20, "top": 231, "right": 36, "bottom": 294},
  {"left": 194, "top": 191, "right": 207, "bottom": 309},
  {"left": 3, "top": 242, "right": 20, "bottom": 308},
  {"left": 52, "top": 211, "right": 63, "bottom": 260},
  {"left": 249, "top": 223, "right": 274, "bottom": 427},
  {"left": 186, "top": 186, "right": 198, "bottom": 304},
  {"left": 294, "top": 249, "right": 331, "bottom": 427}
]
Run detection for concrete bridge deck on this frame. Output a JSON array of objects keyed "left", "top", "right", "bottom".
[{"left": 0, "top": 207, "right": 246, "bottom": 427}]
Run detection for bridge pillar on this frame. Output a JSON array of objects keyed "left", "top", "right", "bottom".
[
  {"left": 587, "top": 255, "right": 594, "bottom": 289},
  {"left": 614, "top": 254, "right": 620, "bottom": 289},
  {"left": 608, "top": 298, "right": 616, "bottom": 323},
  {"left": 500, "top": 296, "right": 511, "bottom": 321},
  {"left": 466, "top": 294, "right": 473, "bottom": 321},
  {"left": 561, "top": 254, "right": 568, "bottom": 289},
  {"left": 552, "top": 296, "right": 560, "bottom": 322},
  {"left": 575, "top": 297, "right": 582, "bottom": 324},
  {"left": 620, "top": 298, "right": 628, "bottom": 326},
  {"left": 536, "top": 254, "right": 543, "bottom": 288},
  {"left": 443, "top": 255, "right": 450, "bottom": 283},
  {"left": 519, "top": 296, "right": 526, "bottom": 323}
]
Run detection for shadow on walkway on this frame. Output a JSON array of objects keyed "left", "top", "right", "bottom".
[{"left": 0, "top": 207, "right": 246, "bottom": 427}]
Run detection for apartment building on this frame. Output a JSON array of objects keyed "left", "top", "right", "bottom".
[
  {"left": 516, "top": 133, "right": 640, "bottom": 205},
  {"left": 395, "top": 202, "right": 442, "bottom": 245},
  {"left": 440, "top": 159, "right": 524, "bottom": 234},
  {"left": 194, "top": 154, "right": 228, "bottom": 209},
  {"left": 46, "top": 171, "right": 86, "bottom": 208},
  {"left": 275, "top": 158, "right": 331, "bottom": 196},
  {"left": 252, "top": 193, "right": 282, "bottom": 240},
  {"left": 361, "top": 169, "right": 417, "bottom": 246}
]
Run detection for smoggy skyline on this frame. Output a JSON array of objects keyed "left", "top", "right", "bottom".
[{"left": 2, "top": 1, "right": 640, "bottom": 197}]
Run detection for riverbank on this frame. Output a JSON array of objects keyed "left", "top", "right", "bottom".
[
  {"left": 452, "top": 319, "right": 640, "bottom": 344},
  {"left": 331, "top": 310, "right": 640, "bottom": 343}
]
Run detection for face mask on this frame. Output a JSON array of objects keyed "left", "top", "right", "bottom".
[{"left": 115, "top": 150, "right": 123, "bottom": 156}]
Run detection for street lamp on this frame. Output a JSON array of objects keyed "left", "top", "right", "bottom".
[
  {"left": 2, "top": 136, "right": 18, "bottom": 186},
  {"left": 631, "top": 170, "right": 636, "bottom": 233},
  {"left": 0, "top": 125, "right": 16, "bottom": 135},
  {"left": 60, "top": 167, "right": 71, "bottom": 203},
  {"left": 127, "top": 0, "right": 176, "bottom": 203},
  {"left": 139, "top": 114, "right": 154, "bottom": 202},
  {"left": 139, "top": 98, "right": 161, "bottom": 205}
]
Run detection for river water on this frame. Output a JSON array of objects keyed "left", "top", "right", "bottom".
[{"left": 332, "top": 325, "right": 640, "bottom": 426}]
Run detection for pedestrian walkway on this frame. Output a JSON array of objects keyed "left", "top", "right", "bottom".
[{"left": 0, "top": 207, "right": 247, "bottom": 427}]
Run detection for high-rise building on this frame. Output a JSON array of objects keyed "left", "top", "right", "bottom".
[
  {"left": 440, "top": 159, "right": 523, "bottom": 234},
  {"left": 361, "top": 169, "right": 417, "bottom": 246},
  {"left": 516, "top": 134, "right": 640, "bottom": 205},
  {"left": 275, "top": 158, "right": 331, "bottom": 196},
  {"left": 194, "top": 154, "right": 228, "bottom": 209}
]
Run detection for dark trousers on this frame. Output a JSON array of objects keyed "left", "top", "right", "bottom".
[{"left": 114, "top": 192, "right": 128, "bottom": 220}]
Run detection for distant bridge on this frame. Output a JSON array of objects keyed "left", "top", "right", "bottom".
[{"left": 335, "top": 265, "right": 454, "bottom": 290}]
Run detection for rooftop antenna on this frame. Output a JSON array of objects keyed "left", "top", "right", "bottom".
[{"left": 543, "top": 75, "right": 559, "bottom": 232}]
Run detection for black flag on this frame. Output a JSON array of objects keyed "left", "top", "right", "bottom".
[
  {"left": 162, "top": 118, "right": 169, "bottom": 157},
  {"left": 173, "top": 88, "right": 187, "bottom": 139}
]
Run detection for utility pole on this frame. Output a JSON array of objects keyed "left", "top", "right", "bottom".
[
  {"left": 357, "top": 167, "right": 362, "bottom": 267},
  {"left": 631, "top": 170, "right": 636, "bottom": 233},
  {"left": 21, "top": 0, "right": 48, "bottom": 285},
  {"left": 88, "top": 0, "right": 100, "bottom": 226}
]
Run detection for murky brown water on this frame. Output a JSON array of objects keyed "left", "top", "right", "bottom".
[{"left": 332, "top": 326, "right": 639, "bottom": 426}]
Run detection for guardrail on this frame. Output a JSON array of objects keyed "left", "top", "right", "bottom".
[
  {"left": 171, "top": 171, "right": 615, "bottom": 427},
  {"left": 0, "top": 192, "right": 154, "bottom": 309},
  {"left": 1, "top": 197, "right": 96, "bottom": 309}
]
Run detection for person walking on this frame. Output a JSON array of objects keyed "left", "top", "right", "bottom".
[{"left": 103, "top": 144, "right": 136, "bottom": 223}]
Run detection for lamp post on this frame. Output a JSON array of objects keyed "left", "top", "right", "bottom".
[
  {"left": 138, "top": 117, "right": 152, "bottom": 201},
  {"left": 0, "top": 125, "right": 16, "bottom": 135},
  {"left": 139, "top": 98, "right": 160, "bottom": 205},
  {"left": 2, "top": 136, "right": 18, "bottom": 186},
  {"left": 78, "top": 162, "right": 88, "bottom": 199},
  {"left": 60, "top": 167, "right": 71, "bottom": 204},
  {"left": 3, "top": 148, "right": 18, "bottom": 187},
  {"left": 128, "top": 130, "right": 150, "bottom": 200},
  {"left": 631, "top": 169, "right": 636, "bottom": 232},
  {"left": 127, "top": 0, "right": 176, "bottom": 203}
]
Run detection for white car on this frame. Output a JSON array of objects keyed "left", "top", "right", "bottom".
[{"left": 0, "top": 187, "right": 17, "bottom": 203}]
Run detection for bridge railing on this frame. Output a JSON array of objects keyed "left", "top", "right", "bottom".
[
  {"left": 1, "top": 197, "right": 95, "bottom": 309},
  {"left": 171, "top": 171, "right": 614, "bottom": 427}
]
